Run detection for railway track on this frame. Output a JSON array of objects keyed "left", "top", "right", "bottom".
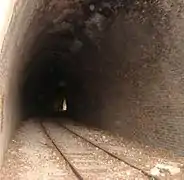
[
  {"left": 40, "top": 122, "right": 83, "bottom": 180},
  {"left": 1, "top": 119, "right": 182, "bottom": 180},
  {"left": 40, "top": 120, "right": 158, "bottom": 180}
]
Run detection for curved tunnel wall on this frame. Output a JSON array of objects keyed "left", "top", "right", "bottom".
[{"left": 1, "top": 0, "right": 184, "bottom": 165}]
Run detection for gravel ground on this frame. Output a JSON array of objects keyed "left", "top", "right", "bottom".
[
  {"left": 43, "top": 121, "right": 145, "bottom": 180},
  {"left": 61, "top": 118, "right": 184, "bottom": 180},
  {"left": 0, "top": 118, "right": 184, "bottom": 180},
  {"left": 0, "top": 119, "right": 77, "bottom": 180}
]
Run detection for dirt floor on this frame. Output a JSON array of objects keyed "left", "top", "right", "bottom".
[{"left": 0, "top": 118, "right": 184, "bottom": 180}]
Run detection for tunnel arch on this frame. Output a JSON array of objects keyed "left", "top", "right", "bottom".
[{"left": 1, "top": 0, "right": 184, "bottom": 165}]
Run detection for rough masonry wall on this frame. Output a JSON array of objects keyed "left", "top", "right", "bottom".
[
  {"left": 0, "top": 0, "right": 45, "bottom": 166},
  {"left": 71, "top": 1, "right": 184, "bottom": 155}
]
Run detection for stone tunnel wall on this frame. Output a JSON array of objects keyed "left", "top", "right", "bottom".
[
  {"left": 0, "top": 0, "right": 44, "bottom": 166},
  {"left": 67, "top": 1, "right": 184, "bottom": 155},
  {"left": 1, "top": 0, "right": 184, "bottom": 165}
]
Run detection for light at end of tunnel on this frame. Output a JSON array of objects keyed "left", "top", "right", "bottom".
[
  {"left": 63, "top": 99, "right": 67, "bottom": 111},
  {"left": 55, "top": 98, "right": 67, "bottom": 112}
]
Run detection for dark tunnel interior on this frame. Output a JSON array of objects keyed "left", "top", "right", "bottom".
[
  {"left": 15, "top": 0, "right": 184, "bottom": 155},
  {"left": 18, "top": 0, "right": 165, "bottom": 135},
  {"left": 21, "top": 32, "right": 75, "bottom": 119},
  {"left": 20, "top": 24, "right": 102, "bottom": 122},
  {"left": 19, "top": 0, "right": 122, "bottom": 125}
]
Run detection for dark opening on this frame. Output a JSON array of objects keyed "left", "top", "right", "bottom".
[
  {"left": 20, "top": 26, "right": 100, "bottom": 124},
  {"left": 19, "top": 0, "right": 123, "bottom": 125},
  {"left": 21, "top": 32, "right": 75, "bottom": 118}
]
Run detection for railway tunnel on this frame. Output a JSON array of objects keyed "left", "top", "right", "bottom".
[{"left": 1, "top": 0, "right": 184, "bottom": 176}]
